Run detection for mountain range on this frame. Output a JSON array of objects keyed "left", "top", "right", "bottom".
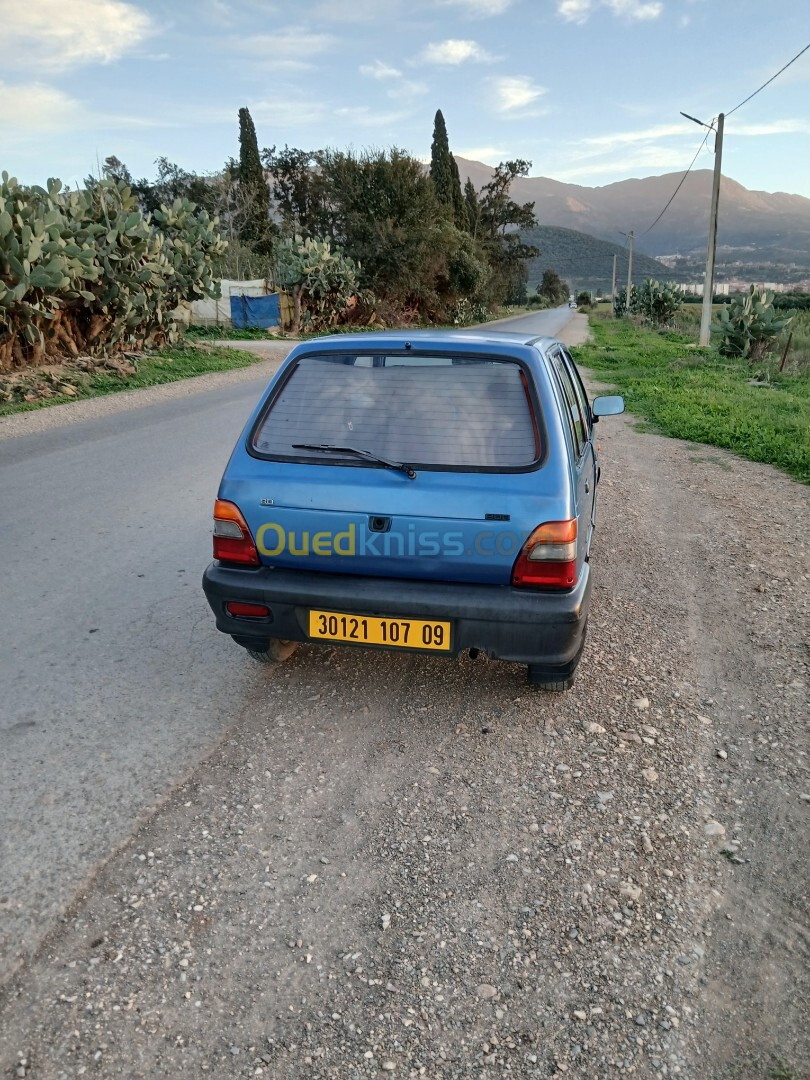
[
  {"left": 521, "top": 225, "right": 687, "bottom": 294},
  {"left": 456, "top": 157, "right": 810, "bottom": 273}
]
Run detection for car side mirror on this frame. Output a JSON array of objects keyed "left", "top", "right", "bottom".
[{"left": 591, "top": 395, "right": 625, "bottom": 421}]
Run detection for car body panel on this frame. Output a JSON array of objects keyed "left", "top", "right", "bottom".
[
  {"left": 203, "top": 328, "right": 614, "bottom": 679},
  {"left": 218, "top": 331, "right": 580, "bottom": 585}
]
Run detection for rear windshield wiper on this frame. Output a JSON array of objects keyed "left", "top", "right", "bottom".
[{"left": 292, "top": 443, "right": 416, "bottom": 479}]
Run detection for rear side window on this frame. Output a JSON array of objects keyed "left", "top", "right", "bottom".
[
  {"left": 550, "top": 350, "right": 586, "bottom": 457},
  {"left": 252, "top": 353, "right": 540, "bottom": 469}
]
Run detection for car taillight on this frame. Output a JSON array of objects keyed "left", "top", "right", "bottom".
[
  {"left": 213, "top": 499, "right": 260, "bottom": 566},
  {"left": 225, "top": 601, "right": 270, "bottom": 618},
  {"left": 511, "top": 520, "right": 578, "bottom": 589}
]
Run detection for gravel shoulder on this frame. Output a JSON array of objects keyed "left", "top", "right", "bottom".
[{"left": 1, "top": 318, "right": 807, "bottom": 1079}]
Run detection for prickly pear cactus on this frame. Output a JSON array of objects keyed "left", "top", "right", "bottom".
[
  {"left": 274, "top": 234, "right": 359, "bottom": 332},
  {"left": 0, "top": 172, "right": 226, "bottom": 370},
  {"left": 711, "top": 285, "right": 793, "bottom": 360}
]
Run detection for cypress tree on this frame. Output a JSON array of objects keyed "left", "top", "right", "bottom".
[
  {"left": 238, "top": 106, "right": 272, "bottom": 255},
  {"left": 450, "top": 154, "right": 468, "bottom": 230},
  {"left": 464, "top": 177, "right": 480, "bottom": 238},
  {"left": 429, "top": 109, "right": 454, "bottom": 211}
]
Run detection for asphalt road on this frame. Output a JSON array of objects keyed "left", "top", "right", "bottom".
[
  {"left": 480, "top": 303, "right": 577, "bottom": 336},
  {"left": 0, "top": 305, "right": 575, "bottom": 980}
]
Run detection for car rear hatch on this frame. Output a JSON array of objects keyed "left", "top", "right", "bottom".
[{"left": 222, "top": 347, "right": 566, "bottom": 586}]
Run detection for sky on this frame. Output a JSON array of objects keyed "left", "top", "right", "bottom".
[{"left": 1, "top": 0, "right": 809, "bottom": 198}]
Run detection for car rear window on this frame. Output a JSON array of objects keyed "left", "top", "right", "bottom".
[{"left": 252, "top": 353, "right": 540, "bottom": 469}]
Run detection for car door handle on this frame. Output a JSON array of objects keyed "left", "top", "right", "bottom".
[{"left": 585, "top": 481, "right": 590, "bottom": 493}]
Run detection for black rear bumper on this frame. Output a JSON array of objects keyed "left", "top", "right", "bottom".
[{"left": 202, "top": 561, "right": 591, "bottom": 672}]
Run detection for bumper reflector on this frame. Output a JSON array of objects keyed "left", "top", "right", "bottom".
[{"left": 225, "top": 601, "right": 270, "bottom": 618}]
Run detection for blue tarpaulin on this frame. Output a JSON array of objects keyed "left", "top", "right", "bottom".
[{"left": 230, "top": 292, "right": 281, "bottom": 329}]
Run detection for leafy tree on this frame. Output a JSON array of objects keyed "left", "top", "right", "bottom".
[
  {"left": 538, "top": 269, "right": 569, "bottom": 306},
  {"left": 99, "top": 155, "right": 133, "bottom": 187},
  {"left": 262, "top": 145, "right": 326, "bottom": 238},
  {"left": 478, "top": 160, "right": 536, "bottom": 240},
  {"left": 238, "top": 106, "right": 273, "bottom": 256},
  {"left": 475, "top": 160, "right": 538, "bottom": 304},
  {"left": 576, "top": 290, "right": 592, "bottom": 308},
  {"left": 318, "top": 147, "right": 452, "bottom": 311}
]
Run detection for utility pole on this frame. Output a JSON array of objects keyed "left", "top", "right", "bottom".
[
  {"left": 700, "top": 112, "right": 724, "bottom": 346},
  {"left": 618, "top": 231, "right": 634, "bottom": 315},
  {"left": 610, "top": 254, "right": 617, "bottom": 316},
  {"left": 626, "top": 231, "right": 634, "bottom": 300}
]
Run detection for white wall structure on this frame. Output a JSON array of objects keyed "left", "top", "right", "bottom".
[{"left": 191, "top": 279, "right": 271, "bottom": 326}]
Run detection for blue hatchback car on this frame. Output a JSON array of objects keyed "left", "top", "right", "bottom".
[{"left": 202, "top": 330, "right": 624, "bottom": 690}]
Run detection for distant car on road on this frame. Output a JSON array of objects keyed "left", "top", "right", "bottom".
[{"left": 202, "top": 330, "right": 624, "bottom": 690}]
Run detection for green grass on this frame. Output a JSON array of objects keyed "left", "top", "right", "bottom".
[
  {"left": 574, "top": 315, "right": 810, "bottom": 484},
  {"left": 184, "top": 324, "right": 272, "bottom": 341},
  {"left": 0, "top": 344, "right": 269, "bottom": 417}
]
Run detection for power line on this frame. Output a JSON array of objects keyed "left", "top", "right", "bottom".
[
  {"left": 623, "top": 43, "right": 809, "bottom": 253},
  {"left": 726, "top": 42, "right": 810, "bottom": 117},
  {"left": 641, "top": 127, "right": 712, "bottom": 235}
]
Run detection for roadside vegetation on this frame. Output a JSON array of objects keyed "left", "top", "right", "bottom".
[
  {"left": 0, "top": 344, "right": 268, "bottom": 416},
  {"left": 575, "top": 313, "right": 810, "bottom": 483},
  {"left": 2, "top": 107, "right": 540, "bottom": 405}
]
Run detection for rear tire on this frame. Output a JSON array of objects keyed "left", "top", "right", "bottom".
[
  {"left": 527, "top": 673, "right": 574, "bottom": 692},
  {"left": 246, "top": 639, "right": 299, "bottom": 664}
]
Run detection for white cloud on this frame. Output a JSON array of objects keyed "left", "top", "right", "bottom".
[
  {"left": 238, "top": 98, "right": 327, "bottom": 128},
  {"left": 311, "top": 0, "right": 401, "bottom": 20},
  {"left": 232, "top": 27, "right": 334, "bottom": 71},
  {"left": 359, "top": 60, "right": 402, "bottom": 79},
  {"left": 577, "top": 118, "right": 809, "bottom": 154},
  {"left": 728, "top": 119, "right": 810, "bottom": 137},
  {"left": 582, "top": 122, "right": 695, "bottom": 147},
  {"left": 558, "top": 0, "right": 663, "bottom": 23},
  {"left": 491, "top": 75, "right": 547, "bottom": 113},
  {"left": 419, "top": 39, "right": 494, "bottom": 64},
  {"left": 442, "top": 0, "right": 512, "bottom": 15},
  {"left": 387, "top": 79, "right": 428, "bottom": 100},
  {"left": 555, "top": 146, "right": 701, "bottom": 181},
  {"left": 333, "top": 105, "right": 413, "bottom": 127},
  {"left": 557, "top": 0, "right": 592, "bottom": 21},
  {"left": 0, "top": 0, "right": 154, "bottom": 71},
  {"left": 608, "top": 0, "right": 663, "bottom": 18},
  {"left": 457, "top": 145, "right": 508, "bottom": 163},
  {"left": 554, "top": 116, "right": 810, "bottom": 184},
  {"left": 0, "top": 78, "right": 177, "bottom": 148},
  {"left": 359, "top": 59, "right": 425, "bottom": 99},
  {"left": 0, "top": 80, "right": 81, "bottom": 137}
]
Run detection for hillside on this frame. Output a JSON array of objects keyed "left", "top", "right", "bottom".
[
  {"left": 523, "top": 225, "right": 684, "bottom": 294},
  {"left": 456, "top": 157, "right": 810, "bottom": 271}
]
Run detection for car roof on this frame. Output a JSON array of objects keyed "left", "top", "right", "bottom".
[{"left": 290, "top": 329, "right": 560, "bottom": 355}]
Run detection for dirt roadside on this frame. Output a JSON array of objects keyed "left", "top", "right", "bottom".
[
  {"left": 0, "top": 318, "right": 807, "bottom": 1079},
  {"left": 0, "top": 343, "right": 293, "bottom": 443}
]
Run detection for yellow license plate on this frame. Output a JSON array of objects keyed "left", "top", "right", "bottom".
[{"left": 308, "top": 610, "right": 451, "bottom": 651}]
